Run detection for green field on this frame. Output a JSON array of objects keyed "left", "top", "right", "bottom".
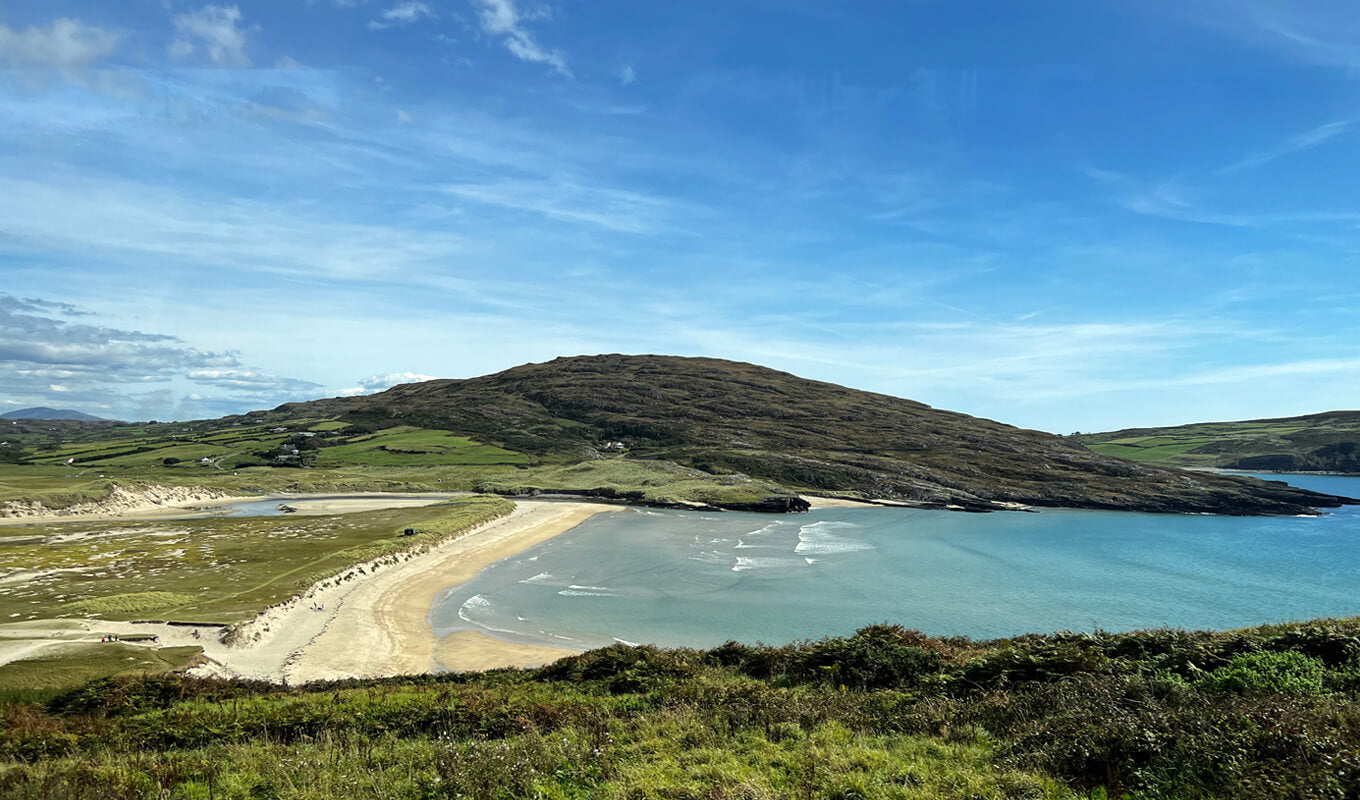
[
  {"left": 314, "top": 428, "right": 529, "bottom": 467},
  {"left": 475, "top": 458, "right": 799, "bottom": 507},
  {"left": 1081, "top": 412, "right": 1360, "bottom": 471},
  {"left": 0, "top": 495, "right": 512, "bottom": 625}
]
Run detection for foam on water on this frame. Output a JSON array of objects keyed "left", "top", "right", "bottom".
[
  {"left": 689, "top": 549, "right": 727, "bottom": 564},
  {"left": 732, "top": 556, "right": 803, "bottom": 572},
  {"left": 794, "top": 521, "right": 874, "bottom": 555},
  {"left": 457, "top": 594, "right": 518, "bottom": 634},
  {"left": 558, "top": 589, "right": 619, "bottom": 597},
  {"left": 519, "top": 572, "right": 554, "bottom": 584}
]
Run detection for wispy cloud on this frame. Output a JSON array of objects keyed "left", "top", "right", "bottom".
[
  {"left": 443, "top": 179, "right": 672, "bottom": 233},
  {"left": 0, "top": 18, "right": 121, "bottom": 69},
  {"left": 1084, "top": 165, "right": 1360, "bottom": 229},
  {"left": 472, "top": 0, "right": 570, "bottom": 76},
  {"left": 1177, "top": 0, "right": 1360, "bottom": 72},
  {"left": 1218, "top": 120, "right": 1351, "bottom": 174},
  {"left": 169, "top": 5, "right": 252, "bottom": 67},
  {"left": 188, "top": 368, "right": 322, "bottom": 394},
  {"left": 369, "top": 2, "right": 436, "bottom": 30}
]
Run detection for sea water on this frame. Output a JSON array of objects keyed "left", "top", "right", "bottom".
[{"left": 429, "top": 473, "right": 1360, "bottom": 650}]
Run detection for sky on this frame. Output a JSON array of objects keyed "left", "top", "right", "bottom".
[{"left": 0, "top": 0, "right": 1357, "bottom": 433}]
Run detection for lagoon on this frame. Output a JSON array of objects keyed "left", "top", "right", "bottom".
[{"left": 430, "top": 473, "right": 1360, "bottom": 652}]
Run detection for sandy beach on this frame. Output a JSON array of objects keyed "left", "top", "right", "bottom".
[
  {"left": 0, "top": 499, "right": 620, "bottom": 683},
  {"left": 0, "top": 488, "right": 468, "bottom": 527},
  {"left": 281, "top": 500, "right": 617, "bottom": 682},
  {"left": 800, "top": 494, "right": 881, "bottom": 509}
]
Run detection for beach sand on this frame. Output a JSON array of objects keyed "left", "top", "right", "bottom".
[
  {"left": 434, "top": 630, "right": 578, "bottom": 672},
  {"left": 800, "top": 494, "right": 880, "bottom": 509},
  {"left": 0, "top": 490, "right": 464, "bottom": 528},
  {"left": 288, "top": 500, "right": 616, "bottom": 683},
  {"left": 0, "top": 499, "right": 616, "bottom": 683}
]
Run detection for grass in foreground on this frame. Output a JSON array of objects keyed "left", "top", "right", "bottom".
[{"left": 6, "top": 619, "right": 1360, "bottom": 799}]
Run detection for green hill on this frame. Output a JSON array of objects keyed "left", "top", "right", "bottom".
[
  {"left": 1081, "top": 411, "right": 1360, "bottom": 472},
  {"left": 269, "top": 354, "right": 1353, "bottom": 515},
  {"left": 5, "top": 356, "right": 1354, "bottom": 515}
]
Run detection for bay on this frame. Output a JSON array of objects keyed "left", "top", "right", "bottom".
[{"left": 430, "top": 473, "right": 1360, "bottom": 650}]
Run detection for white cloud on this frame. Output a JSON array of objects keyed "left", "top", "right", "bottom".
[
  {"left": 0, "top": 18, "right": 121, "bottom": 69},
  {"left": 472, "top": 0, "right": 570, "bottom": 76},
  {"left": 618, "top": 65, "right": 636, "bottom": 85},
  {"left": 369, "top": 2, "right": 435, "bottom": 29},
  {"left": 339, "top": 371, "right": 437, "bottom": 395},
  {"left": 0, "top": 295, "right": 326, "bottom": 420},
  {"left": 170, "top": 5, "right": 252, "bottom": 67}
]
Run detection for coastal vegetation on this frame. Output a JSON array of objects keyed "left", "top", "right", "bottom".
[
  {"left": 1081, "top": 411, "right": 1360, "bottom": 472},
  {"left": 0, "top": 495, "right": 512, "bottom": 626},
  {"left": 5, "top": 618, "right": 1360, "bottom": 798}
]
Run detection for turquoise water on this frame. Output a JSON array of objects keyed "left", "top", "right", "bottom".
[{"left": 430, "top": 474, "right": 1360, "bottom": 650}]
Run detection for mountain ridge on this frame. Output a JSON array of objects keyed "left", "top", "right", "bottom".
[{"left": 0, "top": 406, "right": 106, "bottom": 421}]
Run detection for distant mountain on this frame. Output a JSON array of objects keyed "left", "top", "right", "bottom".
[
  {"left": 273, "top": 354, "right": 1356, "bottom": 515},
  {"left": 0, "top": 407, "right": 106, "bottom": 421},
  {"left": 1082, "top": 411, "right": 1360, "bottom": 473}
]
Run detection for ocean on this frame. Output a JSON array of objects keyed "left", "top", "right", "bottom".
[{"left": 430, "top": 473, "right": 1360, "bottom": 651}]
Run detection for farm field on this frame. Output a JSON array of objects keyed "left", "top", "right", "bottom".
[{"left": 1081, "top": 412, "right": 1360, "bottom": 471}]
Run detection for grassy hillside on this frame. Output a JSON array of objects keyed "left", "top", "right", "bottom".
[
  {"left": 274, "top": 354, "right": 1354, "bottom": 515},
  {"left": 6, "top": 618, "right": 1360, "bottom": 799},
  {"left": 5, "top": 356, "right": 1356, "bottom": 514},
  {"left": 1081, "top": 411, "right": 1360, "bottom": 472}
]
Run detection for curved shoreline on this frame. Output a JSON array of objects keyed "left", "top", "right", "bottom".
[
  {"left": 284, "top": 500, "right": 618, "bottom": 682},
  {"left": 0, "top": 499, "right": 619, "bottom": 682}
]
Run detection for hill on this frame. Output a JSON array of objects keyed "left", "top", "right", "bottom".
[
  {"left": 1080, "top": 411, "right": 1360, "bottom": 472},
  {"left": 269, "top": 354, "right": 1354, "bottom": 515},
  {"left": 0, "top": 407, "right": 106, "bottom": 421}
]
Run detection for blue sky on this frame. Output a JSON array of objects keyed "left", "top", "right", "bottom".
[{"left": 1, "top": 0, "right": 1357, "bottom": 432}]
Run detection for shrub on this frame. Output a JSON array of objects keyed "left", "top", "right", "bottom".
[{"left": 1200, "top": 651, "right": 1328, "bottom": 696}]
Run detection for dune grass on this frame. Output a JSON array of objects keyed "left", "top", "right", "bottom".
[
  {"left": 0, "top": 643, "right": 200, "bottom": 698},
  {"left": 0, "top": 495, "right": 512, "bottom": 625}
]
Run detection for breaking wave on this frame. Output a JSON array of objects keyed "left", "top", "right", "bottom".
[
  {"left": 457, "top": 594, "right": 517, "bottom": 634},
  {"left": 794, "top": 521, "right": 874, "bottom": 556}
]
